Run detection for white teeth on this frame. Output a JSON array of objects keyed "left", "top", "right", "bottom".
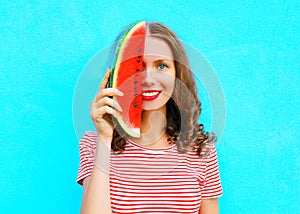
[{"left": 142, "top": 91, "right": 159, "bottom": 97}]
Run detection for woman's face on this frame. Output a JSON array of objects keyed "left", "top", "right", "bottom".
[{"left": 141, "top": 36, "right": 176, "bottom": 111}]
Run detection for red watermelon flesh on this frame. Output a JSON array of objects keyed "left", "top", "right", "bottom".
[{"left": 110, "top": 21, "right": 146, "bottom": 138}]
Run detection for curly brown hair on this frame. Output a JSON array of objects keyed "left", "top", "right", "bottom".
[{"left": 110, "top": 21, "right": 216, "bottom": 157}]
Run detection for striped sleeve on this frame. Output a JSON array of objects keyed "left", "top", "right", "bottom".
[
  {"left": 201, "top": 145, "right": 223, "bottom": 199},
  {"left": 76, "top": 131, "right": 97, "bottom": 185}
]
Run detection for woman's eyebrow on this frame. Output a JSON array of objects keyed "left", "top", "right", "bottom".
[{"left": 153, "top": 58, "right": 172, "bottom": 63}]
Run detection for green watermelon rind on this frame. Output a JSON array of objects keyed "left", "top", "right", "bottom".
[{"left": 109, "top": 21, "right": 145, "bottom": 138}]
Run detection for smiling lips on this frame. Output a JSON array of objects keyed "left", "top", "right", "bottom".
[{"left": 142, "top": 90, "right": 161, "bottom": 101}]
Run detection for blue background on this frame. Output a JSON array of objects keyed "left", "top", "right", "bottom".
[{"left": 0, "top": 0, "right": 299, "bottom": 213}]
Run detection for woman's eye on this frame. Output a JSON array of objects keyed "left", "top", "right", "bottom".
[{"left": 158, "top": 64, "right": 167, "bottom": 70}]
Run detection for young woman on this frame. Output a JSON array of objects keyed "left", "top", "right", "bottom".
[{"left": 77, "top": 21, "right": 223, "bottom": 213}]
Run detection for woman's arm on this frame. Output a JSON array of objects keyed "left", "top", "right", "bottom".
[
  {"left": 80, "top": 137, "right": 112, "bottom": 214},
  {"left": 199, "top": 198, "right": 219, "bottom": 214},
  {"left": 80, "top": 169, "right": 111, "bottom": 214},
  {"left": 79, "top": 69, "right": 123, "bottom": 213},
  {"left": 199, "top": 144, "right": 223, "bottom": 214}
]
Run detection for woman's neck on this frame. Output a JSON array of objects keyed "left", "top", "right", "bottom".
[{"left": 128, "top": 106, "right": 169, "bottom": 148}]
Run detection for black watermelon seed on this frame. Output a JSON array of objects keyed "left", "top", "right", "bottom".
[
  {"left": 137, "top": 48, "right": 142, "bottom": 52},
  {"left": 138, "top": 55, "right": 141, "bottom": 58},
  {"left": 137, "top": 59, "right": 140, "bottom": 62},
  {"left": 135, "top": 68, "right": 140, "bottom": 72},
  {"left": 133, "top": 102, "right": 138, "bottom": 107}
]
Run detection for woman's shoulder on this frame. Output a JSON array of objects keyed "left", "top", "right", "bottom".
[
  {"left": 79, "top": 131, "right": 98, "bottom": 149},
  {"left": 186, "top": 142, "right": 217, "bottom": 162}
]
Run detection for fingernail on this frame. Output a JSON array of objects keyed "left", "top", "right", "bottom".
[
  {"left": 116, "top": 102, "right": 123, "bottom": 112},
  {"left": 117, "top": 90, "right": 124, "bottom": 96},
  {"left": 118, "top": 107, "right": 123, "bottom": 112}
]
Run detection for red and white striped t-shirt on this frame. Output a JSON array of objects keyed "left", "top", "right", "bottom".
[{"left": 77, "top": 131, "right": 223, "bottom": 213}]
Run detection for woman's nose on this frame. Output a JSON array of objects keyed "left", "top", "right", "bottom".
[{"left": 142, "top": 67, "right": 155, "bottom": 86}]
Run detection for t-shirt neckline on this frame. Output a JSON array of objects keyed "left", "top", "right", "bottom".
[{"left": 127, "top": 138, "right": 177, "bottom": 151}]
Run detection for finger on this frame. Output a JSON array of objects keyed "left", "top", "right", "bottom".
[
  {"left": 94, "top": 88, "right": 124, "bottom": 102},
  {"left": 97, "top": 68, "right": 111, "bottom": 94},
  {"left": 94, "top": 97, "right": 123, "bottom": 112},
  {"left": 93, "top": 106, "right": 120, "bottom": 121},
  {"left": 91, "top": 105, "right": 110, "bottom": 120},
  {"left": 92, "top": 96, "right": 122, "bottom": 112}
]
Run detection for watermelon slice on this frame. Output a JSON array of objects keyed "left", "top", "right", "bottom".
[{"left": 108, "top": 21, "right": 146, "bottom": 138}]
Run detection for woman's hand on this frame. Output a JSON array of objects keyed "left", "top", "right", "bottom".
[{"left": 90, "top": 69, "right": 123, "bottom": 142}]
